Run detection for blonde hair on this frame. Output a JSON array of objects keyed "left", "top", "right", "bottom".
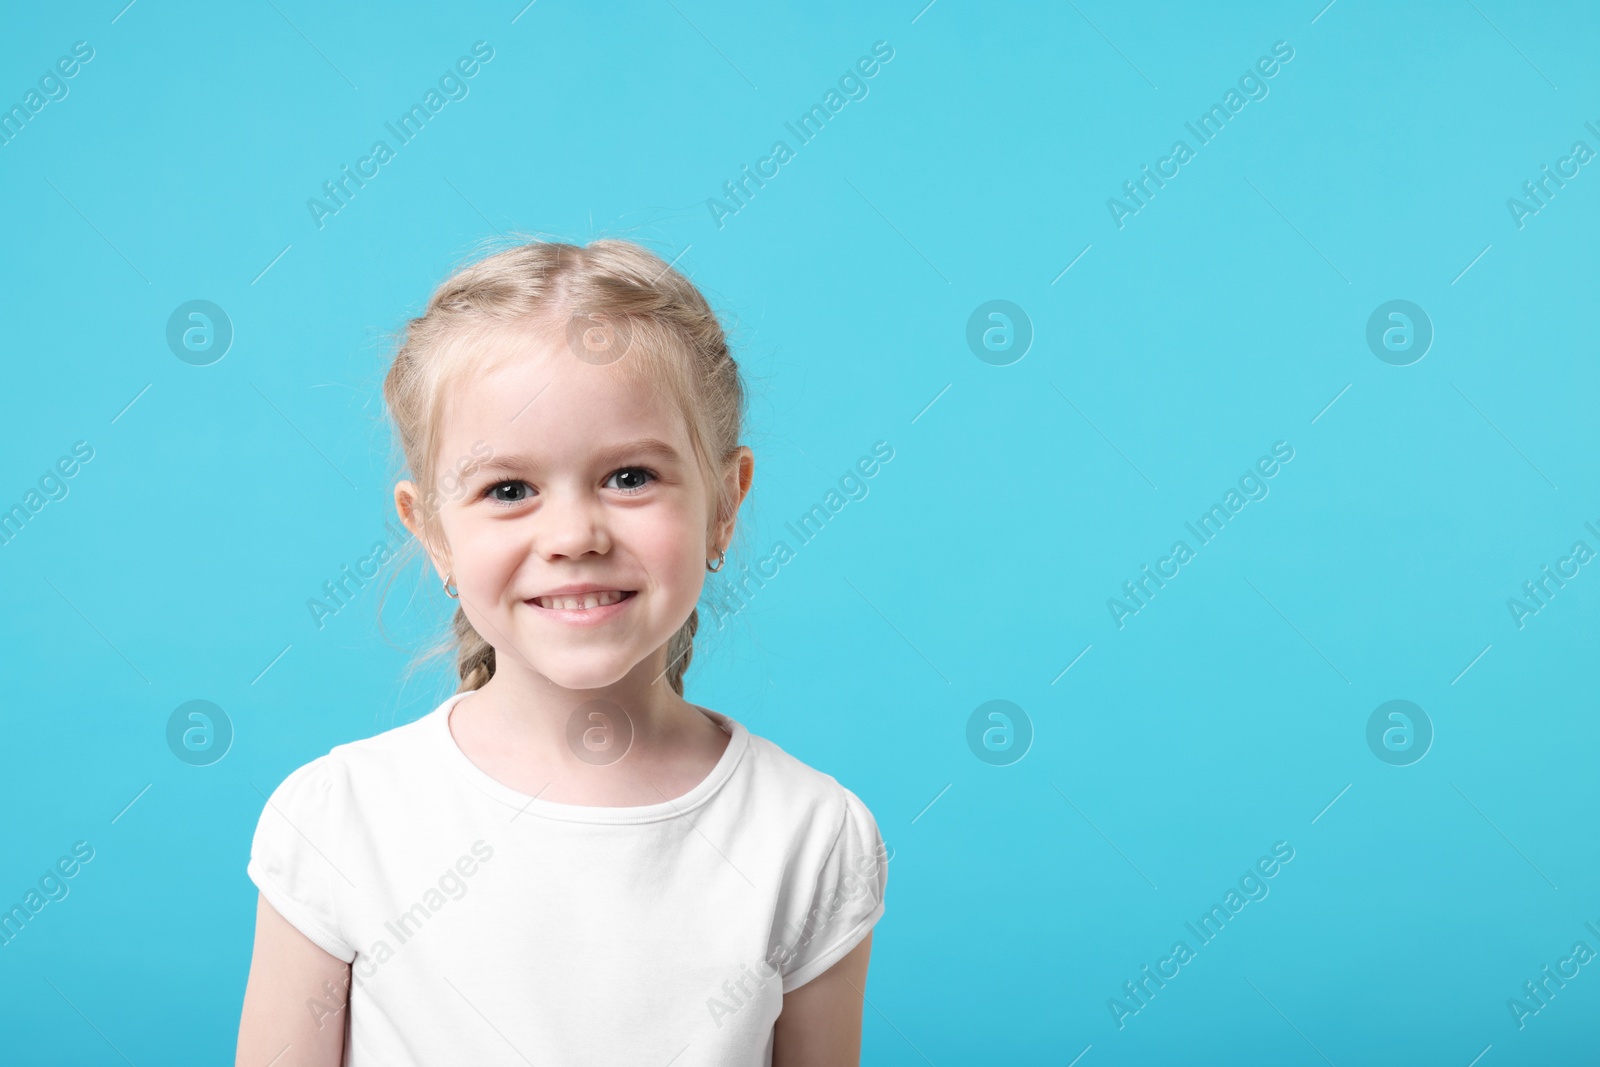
[{"left": 380, "top": 236, "right": 747, "bottom": 697}]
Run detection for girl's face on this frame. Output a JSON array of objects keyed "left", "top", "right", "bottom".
[{"left": 396, "top": 327, "right": 742, "bottom": 692}]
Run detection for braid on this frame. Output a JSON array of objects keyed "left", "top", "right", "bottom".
[
  {"left": 663, "top": 607, "right": 700, "bottom": 697},
  {"left": 454, "top": 607, "right": 496, "bottom": 692}
]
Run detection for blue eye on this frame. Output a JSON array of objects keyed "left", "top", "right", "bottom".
[
  {"left": 485, "top": 480, "right": 531, "bottom": 504},
  {"left": 482, "top": 469, "right": 656, "bottom": 504},
  {"left": 606, "top": 467, "right": 657, "bottom": 495}
]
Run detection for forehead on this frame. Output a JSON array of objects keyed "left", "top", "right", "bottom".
[{"left": 433, "top": 326, "right": 691, "bottom": 472}]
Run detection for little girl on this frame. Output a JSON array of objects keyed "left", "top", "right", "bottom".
[{"left": 235, "top": 239, "right": 889, "bottom": 1066}]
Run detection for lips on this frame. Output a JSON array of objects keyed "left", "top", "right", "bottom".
[{"left": 530, "top": 589, "right": 635, "bottom": 611}]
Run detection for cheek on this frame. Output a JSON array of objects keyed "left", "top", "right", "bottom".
[
  {"left": 625, "top": 508, "right": 705, "bottom": 592},
  {"left": 451, "top": 519, "right": 523, "bottom": 587}
]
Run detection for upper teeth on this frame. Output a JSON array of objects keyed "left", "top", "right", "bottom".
[{"left": 535, "top": 590, "right": 627, "bottom": 610}]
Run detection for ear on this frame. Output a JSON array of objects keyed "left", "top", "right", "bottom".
[
  {"left": 395, "top": 479, "right": 451, "bottom": 578},
  {"left": 710, "top": 446, "right": 755, "bottom": 554}
]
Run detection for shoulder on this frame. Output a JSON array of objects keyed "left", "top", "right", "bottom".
[
  {"left": 326, "top": 707, "right": 441, "bottom": 777},
  {"left": 260, "top": 706, "right": 442, "bottom": 812},
  {"left": 729, "top": 724, "right": 890, "bottom": 992},
  {"left": 734, "top": 725, "right": 881, "bottom": 849},
  {"left": 247, "top": 708, "right": 441, "bottom": 964}
]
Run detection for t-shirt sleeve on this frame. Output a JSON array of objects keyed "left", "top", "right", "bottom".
[
  {"left": 246, "top": 754, "right": 357, "bottom": 964},
  {"left": 778, "top": 786, "right": 889, "bottom": 993}
]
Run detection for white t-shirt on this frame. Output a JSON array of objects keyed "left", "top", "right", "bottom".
[{"left": 247, "top": 690, "right": 889, "bottom": 1066}]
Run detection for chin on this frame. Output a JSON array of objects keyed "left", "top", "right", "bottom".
[{"left": 533, "top": 652, "right": 641, "bottom": 692}]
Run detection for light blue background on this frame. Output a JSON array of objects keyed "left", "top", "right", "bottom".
[{"left": 2, "top": 0, "right": 1597, "bottom": 1063}]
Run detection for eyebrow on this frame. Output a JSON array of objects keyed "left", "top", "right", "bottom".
[{"left": 470, "top": 437, "right": 685, "bottom": 476}]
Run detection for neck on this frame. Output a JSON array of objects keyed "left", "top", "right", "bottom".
[{"left": 463, "top": 643, "right": 696, "bottom": 757}]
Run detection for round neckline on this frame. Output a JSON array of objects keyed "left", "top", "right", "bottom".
[{"left": 430, "top": 690, "right": 750, "bottom": 824}]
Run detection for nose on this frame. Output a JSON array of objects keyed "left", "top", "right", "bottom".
[{"left": 533, "top": 486, "right": 611, "bottom": 560}]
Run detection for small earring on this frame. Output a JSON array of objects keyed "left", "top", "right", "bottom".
[
  {"left": 443, "top": 573, "right": 459, "bottom": 599},
  {"left": 706, "top": 549, "right": 726, "bottom": 573}
]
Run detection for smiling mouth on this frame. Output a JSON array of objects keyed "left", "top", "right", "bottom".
[{"left": 530, "top": 590, "right": 636, "bottom": 611}]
